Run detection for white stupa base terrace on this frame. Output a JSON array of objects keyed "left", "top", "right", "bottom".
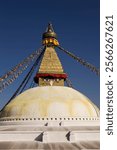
[{"left": 0, "top": 117, "right": 100, "bottom": 150}]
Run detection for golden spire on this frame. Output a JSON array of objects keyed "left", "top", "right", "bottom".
[{"left": 34, "top": 23, "right": 67, "bottom": 86}]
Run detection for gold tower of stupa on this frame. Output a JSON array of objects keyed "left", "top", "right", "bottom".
[{"left": 34, "top": 23, "right": 67, "bottom": 86}]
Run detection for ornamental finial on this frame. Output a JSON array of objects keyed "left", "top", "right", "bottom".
[{"left": 42, "top": 23, "right": 59, "bottom": 46}]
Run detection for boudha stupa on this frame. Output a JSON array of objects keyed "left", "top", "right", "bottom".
[{"left": 0, "top": 23, "right": 100, "bottom": 150}]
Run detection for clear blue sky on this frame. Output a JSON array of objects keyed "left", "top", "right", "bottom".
[{"left": 0, "top": 0, "right": 100, "bottom": 109}]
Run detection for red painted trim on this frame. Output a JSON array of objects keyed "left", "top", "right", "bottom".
[
  {"left": 36, "top": 73, "right": 67, "bottom": 78},
  {"left": 34, "top": 73, "right": 67, "bottom": 83}
]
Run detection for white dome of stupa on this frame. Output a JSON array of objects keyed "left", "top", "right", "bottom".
[{"left": 0, "top": 86, "right": 99, "bottom": 118}]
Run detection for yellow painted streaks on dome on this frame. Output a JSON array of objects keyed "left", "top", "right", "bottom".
[
  {"left": 65, "top": 99, "right": 74, "bottom": 116},
  {"left": 37, "top": 100, "right": 50, "bottom": 116}
]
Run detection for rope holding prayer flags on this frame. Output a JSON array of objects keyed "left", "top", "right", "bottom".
[
  {"left": 0, "top": 47, "right": 44, "bottom": 93},
  {"left": 57, "top": 46, "right": 100, "bottom": 76},
  {"left": 0, "top": 48, "right": 42, "bottom": 83}
]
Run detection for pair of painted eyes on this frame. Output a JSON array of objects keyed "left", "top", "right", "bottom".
[{"left": 43, "top": 79, "right": 60, "bottom": 82}]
